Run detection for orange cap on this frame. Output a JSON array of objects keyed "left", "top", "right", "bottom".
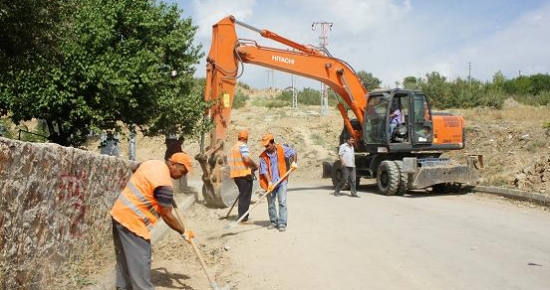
[
  {"left": 261, "top": 133, "right": 274, "bottom": 146},
  {"left": 238, "top": 130, "right": 248, "bottom": 139},
  {"left": 169, "top": 152, "right": 194, "bottom": 174}
]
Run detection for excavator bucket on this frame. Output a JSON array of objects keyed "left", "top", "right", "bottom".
[{"left": 196, "top": 147, "right": 259, "bottom": 208}]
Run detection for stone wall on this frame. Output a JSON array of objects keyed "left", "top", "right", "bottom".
[{"left": 0, "top": 138, "right": 134, "bottom": 289}]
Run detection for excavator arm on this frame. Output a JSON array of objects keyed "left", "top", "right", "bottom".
[{"left": 197, "top": 15, "right": 368, "bottom": 207}]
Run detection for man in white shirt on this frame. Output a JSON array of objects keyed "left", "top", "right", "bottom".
[{"left": 333, "top": 136, "right": 359, "bottom": 198}]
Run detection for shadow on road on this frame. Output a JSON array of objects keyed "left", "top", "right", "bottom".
[{"left": 151, "top": 267, "right": 193, "bottom": 289}]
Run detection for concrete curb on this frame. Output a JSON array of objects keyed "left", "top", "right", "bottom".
[
  {"left": 86, "top": 193, "right": 197, "bottom": 290},
  {"left": 472, "top": 185, "right": 550, "bottom": 205}
]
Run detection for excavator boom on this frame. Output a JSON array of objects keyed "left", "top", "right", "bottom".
[
  {"left": 198, "top": 15, "right": 368, "bottom": 207},
  {"left": 198, "top": 15, "right": 479, "bottom": 207}
]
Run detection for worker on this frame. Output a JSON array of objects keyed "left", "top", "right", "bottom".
[
  {"left": 333, "top": 136, "right": 359, "bottom": 198},
  {"left": 259, "top": 133, "right": 297, "bottom": 232},
  {"left": 389, "top": 103, "right": 402, "bottom": 138},
  {"left": 229, "top": 130, "right": 258, "bottom": 222},
  {"left": 110, "top": 152, "right": 195, "bottom": 290}
]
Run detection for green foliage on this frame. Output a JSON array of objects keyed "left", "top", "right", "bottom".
[
  {"left": 232, "top": 90, "right": 249, "bottom": 109},
  {"left": 238, "top": 82, "right": 251, "bottom": 90},
  {"left": 0, "top": 0, "right": 205, "bottom": 146},
  {"left": 356, "top": 71, "right": 381, "bottom": 91},
  {"left": 0, "top": 118, "right": 13, "bottom": 139},
  {"left": 403, "top": 76, "right": 421, "bottom": 90},
  {"left": 414, "top": 72, "right": 507, "bottom": 110},
  {"left": 544, "top": 119, "right": 550, "bottom": 140},
  {"left": 251, "top": 96, "right": 287, "bottom": 108},
  {"left": 297, "top": 88, "right": 322, "bottom": 105},
  {"left": 271, "top": 87, "right": 340, "bottom": 107},
  {"left": 526, "top": 139, "right": 547, "bottom": 152},
  {"left": 0, "top": 0, "right": 73, "bottom": 69}
]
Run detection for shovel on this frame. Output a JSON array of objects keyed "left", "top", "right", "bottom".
[
  {"left": 224, "top": 167, "right": 296, "bottom": 229},
  {"left": 172, "top": 201, "right": 231, "bottom": 290},
  {"left": 220, "top": 174, "right": 257, "bottom": 220},
  {"left": 220, "top": 194, "right": 239, "bottom": 220}
]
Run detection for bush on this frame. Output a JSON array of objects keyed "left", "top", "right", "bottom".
[{"left": 233, "top": 91, "right": 249, "bottom": 109}]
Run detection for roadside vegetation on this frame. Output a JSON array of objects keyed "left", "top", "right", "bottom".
[{"left": 1, "top": 1, "right": 549, "bottom": 148}]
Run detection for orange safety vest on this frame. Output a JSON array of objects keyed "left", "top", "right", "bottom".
[
  {"left": 110, "top": 160, "right": 172, "bottom": 240},
  {"left": 229, "top": 142, "right": 252, "bottom": 178},
  {"left": 259, "top": 144, "right": 288, "bottom": 190}
]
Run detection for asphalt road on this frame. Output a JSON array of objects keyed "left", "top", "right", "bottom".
[{"left": 220, "top": 179, "right": 550, "bottom": 290}]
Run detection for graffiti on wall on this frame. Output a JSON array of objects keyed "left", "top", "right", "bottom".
[{"left": 58, "top": 171, "right": 88, "bottom": 238}]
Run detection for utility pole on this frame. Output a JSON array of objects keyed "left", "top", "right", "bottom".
[
  {"left": 468, "top": 62, "right": 472, "bottom": 85},
  {"left": 291, "top": 74, "right": 298, "bottom": 108},
  {"left": 266, "top": 69, "right": 275, "bottom": 90},
  {"left": 312, "top": 21, "right": 333, "bottom": 116}
]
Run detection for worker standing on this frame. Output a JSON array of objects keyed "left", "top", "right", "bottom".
[
  {"left": 110, "top": 152, "right": 195, "bottom": 290},
  {"left": 259, "top": 133, "right": 297, "bottom": 232},
  {"left": 229, "top": 130, "right": 258, "bottom": 222},
  {"left": 333, "top": 136, "right": 359, "bottom": 198}
]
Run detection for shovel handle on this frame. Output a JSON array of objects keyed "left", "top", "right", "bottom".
[
  {"left": 172, "top": 202, "right": 222, "bottom": 290},
  {"left": 231, "top": 167, "right": 295, "bottom": 225},
  {"left": 225, "top": 194, "right": 240, "bottom": 219}
]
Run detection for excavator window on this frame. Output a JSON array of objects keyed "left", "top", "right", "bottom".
[
  {"left": 412, "top": 94, "right": 433, "bottom": 143},
  {"left": 392, "top": 95, "right": 410, "bottom": 143},
  {"left": 364, "top": 96, "right": 388, "bottom": 144}
]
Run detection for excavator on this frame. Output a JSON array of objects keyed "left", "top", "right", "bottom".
[{"left": 196, "top": 15, "right": 482, "bottom": 207}]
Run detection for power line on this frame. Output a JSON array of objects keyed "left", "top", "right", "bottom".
[{"left": 312, "top": 21, "right": 333, "bottom": 116}]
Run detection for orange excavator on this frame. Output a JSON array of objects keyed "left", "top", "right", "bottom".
[{"left": 196, "top": 15, "right": 482, "bottom": 207}]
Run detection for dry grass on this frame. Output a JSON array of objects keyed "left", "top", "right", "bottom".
[{"left": 456, "top": 98, "right": 550, "bottom": 127}]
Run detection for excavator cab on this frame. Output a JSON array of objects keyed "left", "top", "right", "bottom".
[{"left": 363, "top": 89, "right": 433, "bottom": 148}]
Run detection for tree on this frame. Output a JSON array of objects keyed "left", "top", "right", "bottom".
[
  {"left": 356, "top": 71, "right": 381, "bottom": 91},
  {"left": 419, "top": 72, "right": 451, "bottom": 109},
  {"left": 0, "top": 0, "right": 70, "bottom": 68},
  {"left": 402, "top": 76, "right": 420, "bottom": 90},
  {"left": 0, "top": 0, "right": 206, "bottom": 146}
]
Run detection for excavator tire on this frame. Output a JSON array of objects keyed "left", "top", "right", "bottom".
[
  {"left": 377, "top": 160, "right": 400, "bottom": 196},
  {"left": 331, "top": 160, "right": 350, "bottom": 190},
  {"left": 393, "top": 160, "right": 408, "bottom": 195},
  {"left": 330, "top": 160, "right": 360, "bottom": 190}
]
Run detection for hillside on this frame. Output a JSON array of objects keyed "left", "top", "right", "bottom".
[{"left": 87, "top": 94, "right": 550, "bottom": 195}]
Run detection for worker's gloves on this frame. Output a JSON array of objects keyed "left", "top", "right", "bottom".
[
  {"left": 290, "top": 162, "right": 298, "bottom": 170},
  {"left": 267, "top": 182, "right": 274, "bottom": 192},
  {"left": 181, "top": 230, "right": 195, "bottom": 243}
]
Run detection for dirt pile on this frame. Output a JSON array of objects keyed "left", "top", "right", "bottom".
[
  {"left": 85, "top": 95, "right": 550, "bottom": 194},
  {"left": 513, "top": 157, "right": 550, "bottom": 193}
]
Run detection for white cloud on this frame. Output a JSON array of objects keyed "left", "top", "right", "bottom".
[
  {"left": 434, "top": 2, "right": 550, "bottom": 82},
  {"left": 179, "top": 0, "right": 550, "bottom": 89}
]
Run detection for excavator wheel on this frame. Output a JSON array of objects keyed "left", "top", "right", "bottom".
[
  {"left": 393, "top": 160, "right": 409, "bottom": 195},
  {"left": 331, "top": 160, "right": 349, "bottom": 190},
  {"left": 331, "top": 160, "right": 360, "bottom": 190},
  {"left": 377, "top": 160, "right": 400, "bottom": 196}
]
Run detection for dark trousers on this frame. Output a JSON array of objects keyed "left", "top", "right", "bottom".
[
  {"left": 335, "top": 166, "right": 357, "bottom": 195},
  {"left": 234, "top": 176, "right": 253, "bottom": 220},
  {"left": 112, "top": 218, "right": 153, "bottom": 290}
]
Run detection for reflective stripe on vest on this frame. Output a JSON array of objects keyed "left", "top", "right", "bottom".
[
  {"left": 110, "top": 160, "right": 171, "bottom": 240},
  {"left": 229, "top": 142, "right": 251, "bottom": 178}
]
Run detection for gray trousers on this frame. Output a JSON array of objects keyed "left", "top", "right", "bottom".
[
  {"left": 112, "top": 218, "right": 154, "bottom": 290},
  {"left": 334, "top": 166, "right": 357, "bottom": 195}
]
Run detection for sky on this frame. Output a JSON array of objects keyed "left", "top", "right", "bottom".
[{"left": 168, "top": 0, "right": 550, "bottom": 90}]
